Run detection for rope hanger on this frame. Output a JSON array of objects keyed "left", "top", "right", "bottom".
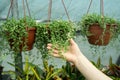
[
  {"left": 48, "top": 0, "right": 71, "bottom": 22},
  {"left": 7, "top": 0, "right": 31, "bottom": 19},
  {"left": 22, "top": 0, "right": 31, "bottom": 18},
  {"left": 86, "top": 0, "right": 104, "bottom": 17},
  {"left": 7, "top": 0, "right": 14, "bottom": 19}
]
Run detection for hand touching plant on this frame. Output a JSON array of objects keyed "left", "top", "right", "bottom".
[
  {"left": 47, "top": 39, "right": 81, "bottom": 63},
  {"left": 47, "top": 39, "right": 112, "bottom": 80}
]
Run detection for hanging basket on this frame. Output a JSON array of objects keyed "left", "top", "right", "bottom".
[
  {"left": 9, "top": 27, "right": 36, "bottom": 51},
  {"left": 87, "top": 24, "right": 115, "bottom": 46},
  {"left": 25, "top": 27, "right": 36, "bottom": 50}
]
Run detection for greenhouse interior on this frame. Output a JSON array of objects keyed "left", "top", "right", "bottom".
[{"left": 0, "top": 0, "right": 120, "bottom": 80}]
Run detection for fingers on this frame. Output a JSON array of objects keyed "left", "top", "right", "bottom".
[
  {"left": 51, "top": 52, "right": 60, "bottom": 58},
  {"left": 50, "top": 49, "right": 61, "bottom": 58},
  {"left": 47, "top": 43, "right": 52, "bottom": 49},
  {"left": 47, "top": 43, "right": 61, "bottom": 58}
]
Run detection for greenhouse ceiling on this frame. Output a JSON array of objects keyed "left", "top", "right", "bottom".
[{"left": 0, "top": 0, "right": 120, "bottom": 21}]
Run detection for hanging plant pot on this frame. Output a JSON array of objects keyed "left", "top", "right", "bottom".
[
  {"left": 79, "top": 13, "right": 119, "bottom": 46},
  {"left": 87, "top": 24, "right": 114, "bottom": 46},
  {"left": 26, "top": 27, "right": 36, "bottom": 50},
  {"left": 9, "top": 27, "right": 36, "bottom": 51},
  {"left": 2, "top": 17, "right": 37, "bottom": 52}
]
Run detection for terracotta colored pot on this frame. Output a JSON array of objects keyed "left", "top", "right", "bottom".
[
  {"left": 87, "top": 24, "right": 114, "bottom": 46},
  {"left": 26, "top": 27, "right": 36, "bottom": 50},
  {"left": 9, "top": 27, "right": 36, "bottom": 51}
]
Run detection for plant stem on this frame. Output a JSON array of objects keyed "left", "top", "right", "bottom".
[{"left": 15, "top": 52, "right": 23, "bottom": 79}]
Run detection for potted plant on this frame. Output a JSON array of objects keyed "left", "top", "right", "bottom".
[
  {"left": 91, "top": 56, "right": 120, "bottom": 80},
  {"left": 4, "top": 57, "right": 63, "bottom": 80},
  {"left": 103, "top": 57, "right": 120, "bottom": 79},
  {"left": 1, "top": 17, "right": 37, "bottom": 52},
  {"left": 78, "top": 13, "right": 119, "bottom": 46},
  {"left": 35, "top": 20, "right": 75, "bottom": 58},
  {"left": 60, "top": 61, "right": 85, "bottom": 80}
]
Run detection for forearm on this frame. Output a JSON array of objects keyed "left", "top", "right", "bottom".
[{"left": 74, "top": 52, "right": 112, "bottom": 80}]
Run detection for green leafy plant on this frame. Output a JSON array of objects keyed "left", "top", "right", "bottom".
[
  {"left": 103, "top": 56, "right": 120, "bottom": 79},
  {"left": 91, "top": 57, "right": 104, "bottom": 70},
  {"left": 35, "top": 20, "right": 75, "bottom": 58},
  {"left": 1, "top": 17, "right": 37, "bottom": 52},
  {"left": 3, "top": 58, "right": 63, "bottom": 80},
  {"left": 78, "top": 13, "right": 120, "bottom": 45},
  {"left": 60, "top": 61, "right": 85, "bottom": 80},
  {"left": 91, "top": 56, "right": 120, "bottom": 80},
  {"left": 79, "top": 13, "right": 119, "bottom": 36}
]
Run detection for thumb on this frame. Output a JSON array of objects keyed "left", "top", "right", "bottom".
[{"left": 69, "top": 39, "right": 76, "bottom": 46}]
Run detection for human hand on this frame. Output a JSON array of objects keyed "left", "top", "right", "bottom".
[{"left": 47, "top": 39, "right": 82, "bottom": 63}]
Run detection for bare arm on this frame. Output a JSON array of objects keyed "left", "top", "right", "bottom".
[
  {"left": 47, "top": 39, "right": 112, "bottom": 80},
  {"left": 74, "top": 51, "right": 112, "bottom": 80}
]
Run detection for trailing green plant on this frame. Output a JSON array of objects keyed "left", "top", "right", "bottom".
[
  {"left": 19, "top": 16, "right": 37, "bottom": 28},
  {"left": 78, "top": 13, "right": 120, "bottom": 37},
  {"left": 1, "top": 17, "right": 37, "bottom": 52},
  {"left": 77, "top": 13, "right": 120, "bottom": 46},
  {"left": 35, "top": 20, "right": 75, "bottom": 58}
]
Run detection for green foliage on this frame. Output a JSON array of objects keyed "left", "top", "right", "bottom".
[
  {"left": 91, "top": 57, "right": 120, "bottom": 79},
  {"left": 35, "top": 20, "right": 75, "bottom": 58},
  {"left": 1, "top": 17, "right": 37, "bottom": 52},
  {"left": 19, "top": 16, "right": 37, "bottom": 28},
  {"left": 5, "top": 59, "right": 43, "bottom": 80},
  {"left": 103, "top": 56, "right": 120, "bottom": 79},
  {"left": 4, "top": 58, "right": 63, "bottom": 80},
  {"left": 78, "top": 13, "right": 120, "bottom": 37},
  {"left": 91, "top": 57, "right": 104, "bottom": 70},
  {"left": 61, "top": 62, "right": 85, "bottom": 80},
  {"left": 42, "top": 59, "right": 63, "bottom": 80}
]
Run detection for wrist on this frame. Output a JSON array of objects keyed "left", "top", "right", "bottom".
[{"left": 73, "top": 51, "right": 83, "bottom": 65}]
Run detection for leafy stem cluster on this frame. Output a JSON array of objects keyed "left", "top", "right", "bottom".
[
  {"left": 35, "top": 20, "right": 75, "bottom": 58},
  {"left": 78, "top": 13, "right": 120, "bottom": 38},
  {"left": 1, "top": 17, "right": 37, "bottom": 52}
]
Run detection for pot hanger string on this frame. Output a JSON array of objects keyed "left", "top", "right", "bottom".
[
  {"left": 100, "top": 0, "right": 104, "bottom": 17},
  {"left": 48, "top": 0, "right": 52, "bottom": 22},
  {"left": 7, "top": 0, "right": 14, "bottom": 19},
  {"left": 22, "top": 0, "right": 31, "bottom": 18},
  {"left": 61, "top": 0, "right": 71, "bottom": 22},
  {"left": 86, "top": 0, "right": 104, "bottom": 17},
  {"left": 86, "top": 0, "right": 92, "bottom": 14},
  {"left": 22, "top": 0, "right": 26, "bottom": 18},
  {"left": 100, "top": 0, "right": 104, "bottom": 21},
  {"left": 47, "top": 0, "right": 71, "bottom": 22},
  {"left": 25, "top": 0, "right": 31, "bottom": 18}
]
